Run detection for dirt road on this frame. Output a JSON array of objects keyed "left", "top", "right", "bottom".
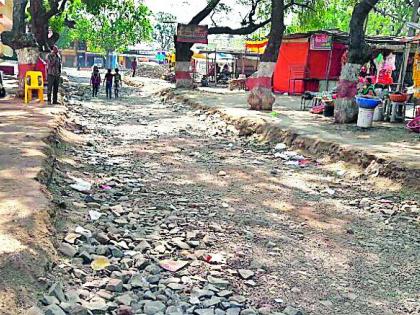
[{"left": 38, "top": 72, "right": 419, "bottom": 315}]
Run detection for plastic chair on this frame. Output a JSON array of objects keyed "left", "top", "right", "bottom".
[{"left": 24, "top": 71, "right": 44, "bottom": 104}]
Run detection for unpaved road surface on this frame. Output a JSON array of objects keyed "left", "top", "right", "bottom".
[{"left": 39, "top": 72, "right": 419, "bottom": 315}]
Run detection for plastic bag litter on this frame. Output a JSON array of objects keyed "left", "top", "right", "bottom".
[
  {"left": 284, "top": 160, "right": 300, "bottom": 167},
  {"left": 75, "top": 226, "right": 92, "bottom": 238},
  {"left": 91, "top": 256, "right": 110, "bottom": 271},
  {"left": 275, "top": 151, "right": 305, "bottom": 161},
  {"left": 324, "top": 188, "right": 336, "bottom": 195},
  {"left": 100, "top": 185, "right": 112, "bottom": 190},
  {"left": 203, "top": 252, "right": 226, "bottom": 264},
  {"left": 89, "top": 210, "right": 103, "bottom": 221},
  {"left": 274, "top": 143, "right": 287, "bottom": 152},
  {"left": 70, "top": 178, "right": 92, "bottom": 193}
]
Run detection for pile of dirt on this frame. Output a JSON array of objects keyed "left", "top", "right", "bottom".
[{"left": 136, "top": 62, "right": 167, "bottom": 79}]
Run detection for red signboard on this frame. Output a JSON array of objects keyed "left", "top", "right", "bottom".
[
  {"left": 177, "top": 24, "right": 208, "bottom": 44},
  {"left": 310, "top": 34, "right": 332, "bottom": 50}
]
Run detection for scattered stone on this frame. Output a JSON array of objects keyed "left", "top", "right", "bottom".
[
  {"left": 167, "top": 283, "right": 184, "bottom": 290},
  {"left": 42, "top": 295, "right": 60, "bottom": 305},
  {"left": 145, "top": 264, "right": 161, "bottom": 275},
  {"left": 116, "top": 293, "right": 134, "bottom": 306},
  {"left": 192, "top": 288, "right": 214, "bottom": 298},
  {"left": 159, "top": 259, "right": 190, "bottom": 272},
  {"left": 106, "top": 278, "right": 123, "bottom": 292},
  {"left": 97, "top": 290, "right": 114, "bottom": 301},
  {"left": 83, "top": 297, "right": 109, "bottom": 312},
  {"left": 166, "top": 306, "right": 183, "bottom": 315},
  {"left": 26, "top": 306, "right": 44, "bottom": 315},
  {"left": 237, "top": 269, "right": 254, "bottom": 280},
  {"left": 64, "top": 233, "right": 80, "bottom": 244},
  {"left": 240, "top": 309, "right": 257, "bottom": 315},
  {"left": 48, "top": 282, "right": 66, "bottom": 303},
  {"left": 143, "top": 291, "right": 156, "bottom": 300},
  {"left": 66, "top": 303, "right": 88, "bottom": 315},
  {"left": 147, "top": 274, "right": 160, "bottom": 284},
  {"left": 44, "top": 305, "right": 66, "bottom": 315},
  {"left": 244, "top": 280, "right": 257, "bottom": 287},
  {"left": 230, "top": 295, "right": 246, "bottom": 304},
  {"left": 195, "top": 309, "right": 215, "bottom": 315},
  {"left": 143, "top": 301, "right": 166, "bottom": 315},
  {"left": 172, "top": 238, "right": 191, "bottom": 249},
  {"left": 320, "top": 300, "right": 333, "bottom": 307},
  {"left": 203, "top": 296, "right": 222, "bottom": 307},
  {"left": 257, "top": 307, "right": 272, "bottom": 315},
  {"left": 226, "top": 308, "right": 241, "bottom": 315},
  {"left": 130, "top": 274, "right": 145, "bottom": 288},
  {"left": 345, "top": 292, "right": 357, "bottom": 301},
  {"left": 274, "top": 143, "right": 287, "bottom": 152},
  {"left": 117, "top": 306, "right": 134, "bottom": 315},
  {"left": 95, "top": 232, "right": 110, "bottom": 244},
  {"left": 58, "top": 243, "right": 77, "bottom": 257},
  {"left": 189, "top": 296, "right": 201, "bottom": 305},
  {"left": 283, "top": 306, "right": 304, "bottom": 315},
  {"left": 208, "top": 276, "right": 230, "bottom": 288},
  {"left": 217, "top": 290, "right": 233, "bottom": 298}
]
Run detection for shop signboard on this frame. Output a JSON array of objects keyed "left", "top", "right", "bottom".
[
  {"left": 310, "top": 33, "right": 332, "bottom": 50},
  {"left": 177, "top": 24, "right": 208, "bottom": 44}
]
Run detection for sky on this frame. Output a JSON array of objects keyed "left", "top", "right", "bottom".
[{"left": 143, "top": 0, "right": 250, "bottom": 27}]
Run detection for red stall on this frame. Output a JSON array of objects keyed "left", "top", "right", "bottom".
[{"left": 273, "top": 31, "right": 347, "bottom": 95}]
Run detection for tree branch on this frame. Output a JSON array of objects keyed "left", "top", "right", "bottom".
[
  {"left": 189, "top": 0, "right": 221, "bottom": 25},
  {"left": 285, "top": 0, "right": 314, "bottom": 10},
  {"left": 241, "top": 0, "right": 264, "bottom": 26},
  {"left": 46, "top": 0, "right": 69, "bottom": 19},
  {"left": 208, "top": 19, "right": 271, "bottom": 35},
  {"left": 373, "top": 6, "right": 402, "bottom": 21}
]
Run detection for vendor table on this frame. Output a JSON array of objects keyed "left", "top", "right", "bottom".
[{"left": 229, "top": 78, "right": 246, "bottom": 91}]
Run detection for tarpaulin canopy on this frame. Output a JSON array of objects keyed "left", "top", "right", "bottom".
[{"left": 245, "top": 39, "right": 268, "bottom": 54}]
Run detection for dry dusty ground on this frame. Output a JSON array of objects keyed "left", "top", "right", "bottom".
[
  {"left": 0, "top": 94, "right": 65, "bottom": 315},
  {"left": 30, "top": 71, "right": 420, "bottom": 315}
]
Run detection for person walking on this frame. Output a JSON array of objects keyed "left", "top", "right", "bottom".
[
  {"left": 131, "top": 58, "right": 138, "bottom": 77},
  {"left": 114, "top": 68, "right": 122, "bottom": 98},
  {"left": 90, "top": 66, "right": 101, "bottom": 97},
  {"left": 46, "top": 45, "right": 62, "bottom": 104},
  {"left": 104, "top": 69, "right": 113, "bottom": 99}
]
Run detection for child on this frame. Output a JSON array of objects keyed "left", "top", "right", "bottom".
[
  {"left": 114, "top": 68, "right": 122, "bottom": 98},
  {"left": 104, "top": 69, "right": 113, "bottom": 99},
  {"left": 90, "top": 66, "right": 101, "bottom": 97}
]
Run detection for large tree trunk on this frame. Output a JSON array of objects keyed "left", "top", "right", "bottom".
[
  {"left": 334, "top": 0, "right": 380, "bottom": 123},
  {"left": 15, "top": 47, "right": 40, "bottom": 97},
  {"left": 248, "top": 0, "right": 285, "bottom": 111},
  {"left": 1, "top": 0, "right": 40, "bottom": 97},
  {"left": 175, "top": 41, "right": 194, "bottom": 88},
  {"left": 30, "top": 0, "right": 63, "bottom": 50},
  {"left": 30, "top": 0, "right": 50, "bottom": 51}
]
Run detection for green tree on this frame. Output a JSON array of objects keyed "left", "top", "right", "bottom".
[
  {"left": 56, "top": 0, "right": 152, "bottom": 63},
  {"left": 288, "top": 0, "right": 413, "bottom": 36},
  {"left": 89, "top": 0, "right": 152, "bottom": 54},
  {"left": 153, "top": 12, "right": 177, "bottom": 51}
]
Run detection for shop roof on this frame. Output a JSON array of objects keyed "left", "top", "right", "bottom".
[{"left": 283, "top": 29, "right": 406, "bottom": 46}]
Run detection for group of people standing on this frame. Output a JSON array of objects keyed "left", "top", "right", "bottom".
[
  {"left": 46, "top": 46, "right": 124, "bottom": 102},
  {"left": 90, "top": 67, "right": 122, "bottom": 99}
]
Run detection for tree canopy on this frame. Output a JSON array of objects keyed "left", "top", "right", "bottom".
[
  {"left": 287, "top": 0, "right": 415, "bottom": 36},
  {"left": 153, "top": 12, "right": 177, "bottom": 51},
  {"left": 56, "top": 0, "right": 152, "bottom": 53}
]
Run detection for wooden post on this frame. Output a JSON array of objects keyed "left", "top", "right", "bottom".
[{"left": 325, "top": 42, "right": 333, "bottom": 91}]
